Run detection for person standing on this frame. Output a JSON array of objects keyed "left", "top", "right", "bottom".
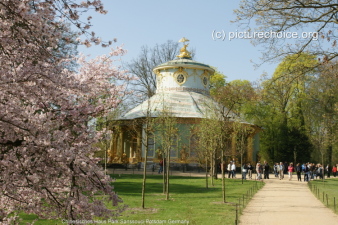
[
  {"left": 332, "top": 165, "right": 337, "bottom": 177},
  {"left": 273, "top": 163, "right": 279, "bottom": 177},
  {"left": 284, "top": 162, "right": 288, "bottom": 175},
  {"left": 256, "top": 162, "right": 262, "bottom": 180},
  {"left": 310, "top": 163, "right": 316, "bottom": 180},
  {"left": 242, "top": 163, "right": 248, "bottom": 180},
  {"left": 158, "top": 159, "right": 164, "bottom": 174},
  {"left": 263, "top": 161, "right": 270, "bottom": 179},
  {"left": 313, "top": 164, "right": 318, "bottom": 179},
  {"left": 227, "top": 161, "right": 232, "bottom": 178},
  {"left": 304, "top": 163, "right": 309, "bottom": 182},
  {"left": 247, "top": 163, "right": 253, "bottom": 179},
  {"left": 296, "top": 163, "right": 302, "bottom": 181},
  {"left": 317, "top": 164, "right": 324, "bottom": 179},
  {"left": 278, "top": 162, "right": 284, "bottom": 180},
  {"left": 326, "top": 164, "right": 331, "bottom": 178},
  {"left": 231, "top": 161, "right": 236, "bottom": 178},
  {"left": 288, "top": 163, "right": 294, "bottom": 181}
]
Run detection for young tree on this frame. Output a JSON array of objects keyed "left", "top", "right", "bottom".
[
  {"left": 140, "top": 102, "right": 155, "bottom": 209},
  {"left": 208, "top": 81, "right": 255, "bottom": 200},
  {"left": 197, "top": 116, "right": 221, "bottom": 188},
  {"left": 0, "top": 1, "right": 132, "bottom": 223},
  {"left": 155, "top": 106, "right": 178, "bottom": 200},
  {"left": 232, "top": 120, "right": 255, "bottom": 183}
]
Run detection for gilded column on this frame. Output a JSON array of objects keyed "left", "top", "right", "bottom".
[
  {"left": 136, "top": 127, "right": 142, "bottom": 162},
  {"left": 231, "top": 134, "right": 236, "bottom": 158},
  {"left": 118, "top": 130, "right": 123, "bottom": 159},
  {"left": 247, "top": 135, "right": 254, "bottom": 163}
]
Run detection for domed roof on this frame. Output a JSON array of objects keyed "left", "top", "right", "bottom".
[
  {"left": 119, "top": 39, "right": 234, "bottom": 121},
  {"left": 153, "top": 58, "right": 214, "bottom": 73},
  {"left": 119, "top": 91, "right": 237, "bottom": 120}
]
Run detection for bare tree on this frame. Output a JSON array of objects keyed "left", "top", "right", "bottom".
[
  {"left": 233, "top": 120, "right": 255, "bottom": 183},
  {"left": 234, "top": 0, "right": 338, "bottom": 64},
  {"left": 128, "top": 98, "right": 154, "bottom": 209},
  {"left": 126, "top": 40, "right": 194, "bottom": 103},
  {"left": 155, "top": 105, "right": 178, "bottom": 200},
  {"left": 197, "top": 116, "right": 221, "bottom": 188}
]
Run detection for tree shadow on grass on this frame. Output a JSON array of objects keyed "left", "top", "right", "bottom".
[{"left": 112, "top": 174, "right": 253, "bottom": 199}]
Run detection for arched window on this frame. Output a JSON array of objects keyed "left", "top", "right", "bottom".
[
  {"left": 189, "top": 134, "right": 198, "bottom": 157},
  {"left": 147, "top": 133, "right": 155, "bottom": 157},
  {"left": 170, "top": 135, "right": 178, "bottom": 158}
]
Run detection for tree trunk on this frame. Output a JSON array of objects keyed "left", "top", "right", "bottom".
[
  {"left": 205, "top": 157, "right": 208, "bottom": 189},
  {"left": 141, "top": 130, "right": 148, "bottom": 209},
  {"left": 241, "top": 152, "right": 243, "bottom": 184},
  {"left": 322, "top": 152, "right": 325, "bottom": 183},
  {"left": 221, "top": 147, "right": 226, "bottom": 203},
  {"left": 163, "top": 162, "right": 166, "bottom": 194},
  {"left": 211, "top": 152, "right": 214, "bottom": 186},
  {"left": 327, "top": 145, "right": 332, "bottom": 166},
  {"left": 166, "top": 149, "right": 170, "bottom": 200}
]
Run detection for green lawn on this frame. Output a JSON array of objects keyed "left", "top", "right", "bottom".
[
  {"left": 20, "top": 174, "right": 264, "bottom": 225},
  {"left": 309, "top": 178, "right": 338, "bottom": 214}
]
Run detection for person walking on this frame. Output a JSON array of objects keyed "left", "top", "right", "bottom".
[
  {"left": 256, "top": 162, "right": 262, "bottom": 180},
  {"left": 278, "top": 162, "right": 284, "bottom": 180},
  {"left": 263, "top": 161, "right": 270, "bottom": 179},
  {"left": 247, "top": 163, "right": 253, "bottom": 179},
  {"left": 296, "top": 163, "right": 302, "bottom": 181}
]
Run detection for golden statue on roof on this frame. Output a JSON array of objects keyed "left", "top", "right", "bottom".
[{"left": 177, "top": 37, "right": 192, "bottom": 59}]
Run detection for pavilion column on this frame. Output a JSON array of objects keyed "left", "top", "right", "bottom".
[
  {"left": 247, "top": 135, "right": 254, "bottom": 164},
  {"left": 118, "top": 130, "right": 123, "bottom": 159},
  {"left": 231, "top": 134, "right": 236, "bottom": 159},
  {"left": 136, "top": 127, "right": 142, "bottom": 161},
  {"left": 107, "top": 135, "right": 116, "bottom": 163}
]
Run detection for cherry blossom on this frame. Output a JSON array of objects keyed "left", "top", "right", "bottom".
[{"left": 0, "top": 1, "right": 133, "bottom": 223}]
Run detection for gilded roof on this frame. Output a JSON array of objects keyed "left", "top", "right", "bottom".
[{"left": 153, "top": 58, "right": 214, "bottom": 73}]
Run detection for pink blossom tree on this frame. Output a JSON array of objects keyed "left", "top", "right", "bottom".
[{"left": 0, "top": 1, "right": 132, "bottom": 223}]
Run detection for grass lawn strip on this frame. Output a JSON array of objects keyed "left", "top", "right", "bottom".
[
  {"left": 309, "top": 178, "right": 338, "bottom": 214},
  {"left": 20, "top": 174, "right": 264, "bottom": 224}
]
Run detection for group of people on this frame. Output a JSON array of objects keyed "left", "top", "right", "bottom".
[
  {"left": 222, "top": 161, "right": 270, "bottom": 180},
  {"left": 223, "top": 160, "right": 338, "bottom": 182},
  {"left": 272, "top": 162, "right": 296, "bottom": 181},
  {"left": 252, "top": 161, "right": 270, "bottom": 180},
  {"left": 222, "top": 161, "right": 256, "bottom": 180},
  {"left": 271, "top": 162, "right": 338, "bottom": 181}
]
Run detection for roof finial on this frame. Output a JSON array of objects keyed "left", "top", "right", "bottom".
[{"left": 177, "top": 37, "right": 192, "bottom": 59}]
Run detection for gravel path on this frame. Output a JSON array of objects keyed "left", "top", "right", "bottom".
[{"left": 239, "top": 176, "right": 338, "bottom": 225}]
